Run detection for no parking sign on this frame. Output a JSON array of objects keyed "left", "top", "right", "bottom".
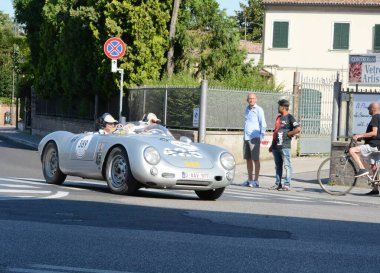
[
  {"left": 103, "top": 37, "right": 126, "bottom": 122},
  {"left": 104, "top": 37, "right": 126, "bottom": 59}
]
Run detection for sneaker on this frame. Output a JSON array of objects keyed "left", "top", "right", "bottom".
[
  {"left": 240, "top": 180, "right": 250, "bottom": 187},
  {"left": 365, "top": 189, "right": 379, "bottom": 195},
  {"left": 278, "top": 185, "right": 290, "bottom": 191},
  {"left": 269, "top": 184, "right": 281, "bottom": 190},
  {"left": 355, "top": 169, "right": 369, "bottom": 177},
  {"left": 250, "top": 180, "right": 259, "bottom": 188}
]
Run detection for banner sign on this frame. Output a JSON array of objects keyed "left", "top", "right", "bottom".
[
  {"left": 349, "top": 54, "right": 380, "bottom": 85},
  {"left": 352, "top": 94, "right": 380, "bottom": 134}
]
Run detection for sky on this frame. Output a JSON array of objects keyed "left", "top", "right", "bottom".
[{"left": 0, "top": 0, "right": 246, "bottom": 19}]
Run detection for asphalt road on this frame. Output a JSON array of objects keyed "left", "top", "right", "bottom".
[{"left": 1, "top": 137, "right": 380, "bottom": 273}]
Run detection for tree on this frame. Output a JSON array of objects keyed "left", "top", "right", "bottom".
[
  {"left": 14, "top": 0, "right": 173, "bottom": 99},
  {"left": 166, "top": 0, "right": 181, "bottom": 78},
  {"left": 0, "top": 12, "right": 14, "bottom": 100},
  {"left": 173, "top": 0, "right": 244, "bottom": 79},
  {"left": 236, "top": 0, "right": 264, "bottom": 42}
]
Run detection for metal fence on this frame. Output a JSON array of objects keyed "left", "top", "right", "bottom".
[
  {"left": 298, "top": 75, "right": 336, "bottom": 155},
  {"left": 299, "top": 76, "right": 335, "bottom": 135},
  {"left": 34, "top": 96, "right": 96, "bottom": 120},
  {"left": 127, "top": 85, "right": 293, "bottom": 130}
]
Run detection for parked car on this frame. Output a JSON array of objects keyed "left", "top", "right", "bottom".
[{"left": 38, "top": 123, "right": 235, "bottom": 200}]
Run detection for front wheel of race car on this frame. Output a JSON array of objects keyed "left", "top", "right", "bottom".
[
  {"left": 42, "top": 142, "right": 67, "bottom": 185},
  {"left": 195, "top": 187, "right": 225, "bottom": 200},
  {"left": 105, "top": 147, "right": 139, "bottom": 195}
]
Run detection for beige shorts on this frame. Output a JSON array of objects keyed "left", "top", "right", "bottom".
[
  {"left": 243, "top": 138, "right": 261, "bottom": 161},
  {"left": 359, "top": 144, "right": 380, "bottom": 165}
]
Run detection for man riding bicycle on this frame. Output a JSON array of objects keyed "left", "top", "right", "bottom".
[{"left": 349, "top": 102, "right": 380, "bottom": 195}]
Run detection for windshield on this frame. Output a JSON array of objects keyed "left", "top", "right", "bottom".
[{"left": 135, "top": 124, "right": 174, "bottom": 138}]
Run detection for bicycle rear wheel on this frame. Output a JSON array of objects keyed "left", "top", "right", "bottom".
[{"left": 317, "top": 156, "right": 357, "bottom": 195}]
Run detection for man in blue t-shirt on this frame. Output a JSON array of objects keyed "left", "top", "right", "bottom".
[
  {"left": 241, "top": 93, "right": 267, "bottom": 188},
  {"left": 269, "top": 99, "right": 301, "bottom": 191}
]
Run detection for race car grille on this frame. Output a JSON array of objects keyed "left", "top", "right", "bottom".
[{"left": 175, "top": 180, "right": 211, "bottom": 186}]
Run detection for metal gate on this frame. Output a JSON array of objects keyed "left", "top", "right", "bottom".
[{"left": 298, "top": 75, "right": 335, "bottom": 155}]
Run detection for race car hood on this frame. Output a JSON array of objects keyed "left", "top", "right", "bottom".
[{"left": 142, "top": 137, "right": 214, "bottom": 169}]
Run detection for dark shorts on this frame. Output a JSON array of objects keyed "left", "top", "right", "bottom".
[{"left": 243, "top": 138, "right": 261, "bottom": 161}]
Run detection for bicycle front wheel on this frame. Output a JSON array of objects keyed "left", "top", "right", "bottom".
[{"left": 317, "top": 157, "right": 357, "bottom": 195}]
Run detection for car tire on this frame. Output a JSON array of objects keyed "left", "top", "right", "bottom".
[
  {"left": 105, "top": 147, "right": 138, "bottom": 195},
  {"left": 195, "top": 187, "right": 225, "bottom": 200},
  {"left": 42, "top": 142, "right": 67, "bottom": 185}
]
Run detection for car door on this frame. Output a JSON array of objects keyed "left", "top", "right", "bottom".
[{"left": 65, "top": 133, "right": 100, "bottom": 172}]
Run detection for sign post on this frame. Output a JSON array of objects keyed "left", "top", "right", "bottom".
[{"left": 104, "top": 37, "right": 126, "bottom": 122}]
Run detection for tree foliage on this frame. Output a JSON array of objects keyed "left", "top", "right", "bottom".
[
  {"left": 236, "top": 0, "right": 264, "bottom": 42},
  {"left": 0, "top": 11, "right": 28, "bottom": 103},
  {"left": 0, "top": 12, "right": 14, "bottom": 100},
  {"left": 14, "top": 0, "right": 172, "bottom": 99},
  {"left": 170, "top": 0, "right": 275, "bottom": 90},
  {"left": 14, "top": 0, "right": 276, "bottom": 103}
]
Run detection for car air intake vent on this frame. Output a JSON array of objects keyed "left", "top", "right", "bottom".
[{"left": 176, "top": 180, "right": 210, "bottom": 186}]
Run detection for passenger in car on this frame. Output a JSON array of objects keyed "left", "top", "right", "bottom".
[{"left": 146, "top": 113, "right": 161, "bottom": 125}]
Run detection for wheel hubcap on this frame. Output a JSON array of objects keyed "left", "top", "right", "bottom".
[
  {"left": 111, "top": 155, "right": 127, "bottom": 188},
  {"left": 46, "top": 150, "right": 58, "bottom": 177}
]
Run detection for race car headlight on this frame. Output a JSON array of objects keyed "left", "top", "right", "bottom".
[
  {"left": 220, "top": 152, "right": 235, "bottom": 170},
  {"left": 144, "top": 146, "right": 160, "bottom": 165}
]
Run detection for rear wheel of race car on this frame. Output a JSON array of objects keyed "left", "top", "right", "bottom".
[
  {"left": 195, "top": 187, "right": 225, "bottom": 200},
  {"left": 105, "top": 147, "right": 138, "bottom": 195},
  {"left": 42, "top": 142, "right": 67, "bottom": 185}
]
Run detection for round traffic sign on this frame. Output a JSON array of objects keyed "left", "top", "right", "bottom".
[{"left": 104, "top": 37, "right": 126, "bottom": 59}]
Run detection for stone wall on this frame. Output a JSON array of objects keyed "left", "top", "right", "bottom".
[
  {"left": 330, "top": 141, "right": 370, "bottom": 187},
  {"left": 32, "top": 115, "right": 95, "bottom": 136}
]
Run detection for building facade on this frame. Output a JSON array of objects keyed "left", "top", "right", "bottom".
[{"left": 262, "top": 0, "right": 380, "bottom": 91}]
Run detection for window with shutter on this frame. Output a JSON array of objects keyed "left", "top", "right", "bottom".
[
  {"left": 273, "top": 21, "right": 289, "bottom": 48},
  {"left": 333, "top": 23, "right": 350, "bottom": 50},
  {"left": 374, "top": 24, "right": 380, "bottom": 51}
]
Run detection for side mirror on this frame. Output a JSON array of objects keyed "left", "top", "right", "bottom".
[{"left": 179, "top": 136, "right": 192, "bottom": 144}]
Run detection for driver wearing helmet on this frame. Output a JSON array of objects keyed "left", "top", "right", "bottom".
[{"left": 98, "top": 113, "right": 118, "bottom": 134}]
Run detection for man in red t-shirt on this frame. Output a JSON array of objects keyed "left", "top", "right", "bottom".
[{"left": 269, "top": 99, "right": 301, "bottom": 191}]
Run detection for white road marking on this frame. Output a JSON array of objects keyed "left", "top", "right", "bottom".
[
  {"left": 0, "top": 183, "right": 37, "bottom": 188},
  {"left": 0, "top": 177, "right": 70, "bottom": 200},
  {"left": 227, "top": 188, "right": 313, "bottom": 200},
  {"left": 324, "top": 200, "right": 358, "bottom": 206},
  {"left": 279, "top": 198, "right": 313, "bottom": 202},
  {"left": 0, "top": 177, "right": 46, "bottom": 186},
  {"left": 0, "top": 189, "right": 51, "bottom": 194},
  {"left": 42, "top": 191, "right": 69, "bottom": 199},
  {"left": 229, "top": 195, "right": 264, "bottom": 200}
]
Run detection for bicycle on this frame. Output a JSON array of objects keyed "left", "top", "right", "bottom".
[{"left": 317, "top": 139, "right": 380, "bottom": 195}]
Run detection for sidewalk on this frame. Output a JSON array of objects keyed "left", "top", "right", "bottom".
[
  {"left": 0, "top": 126, "right": 42, "bottom": 150},
  {"left": 232, "top": 155, "right": 329, "bottom": 196}
]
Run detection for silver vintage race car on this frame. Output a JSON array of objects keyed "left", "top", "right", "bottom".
[{"left": 38, "top": 123, "right": 235, "bottom": 200}]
